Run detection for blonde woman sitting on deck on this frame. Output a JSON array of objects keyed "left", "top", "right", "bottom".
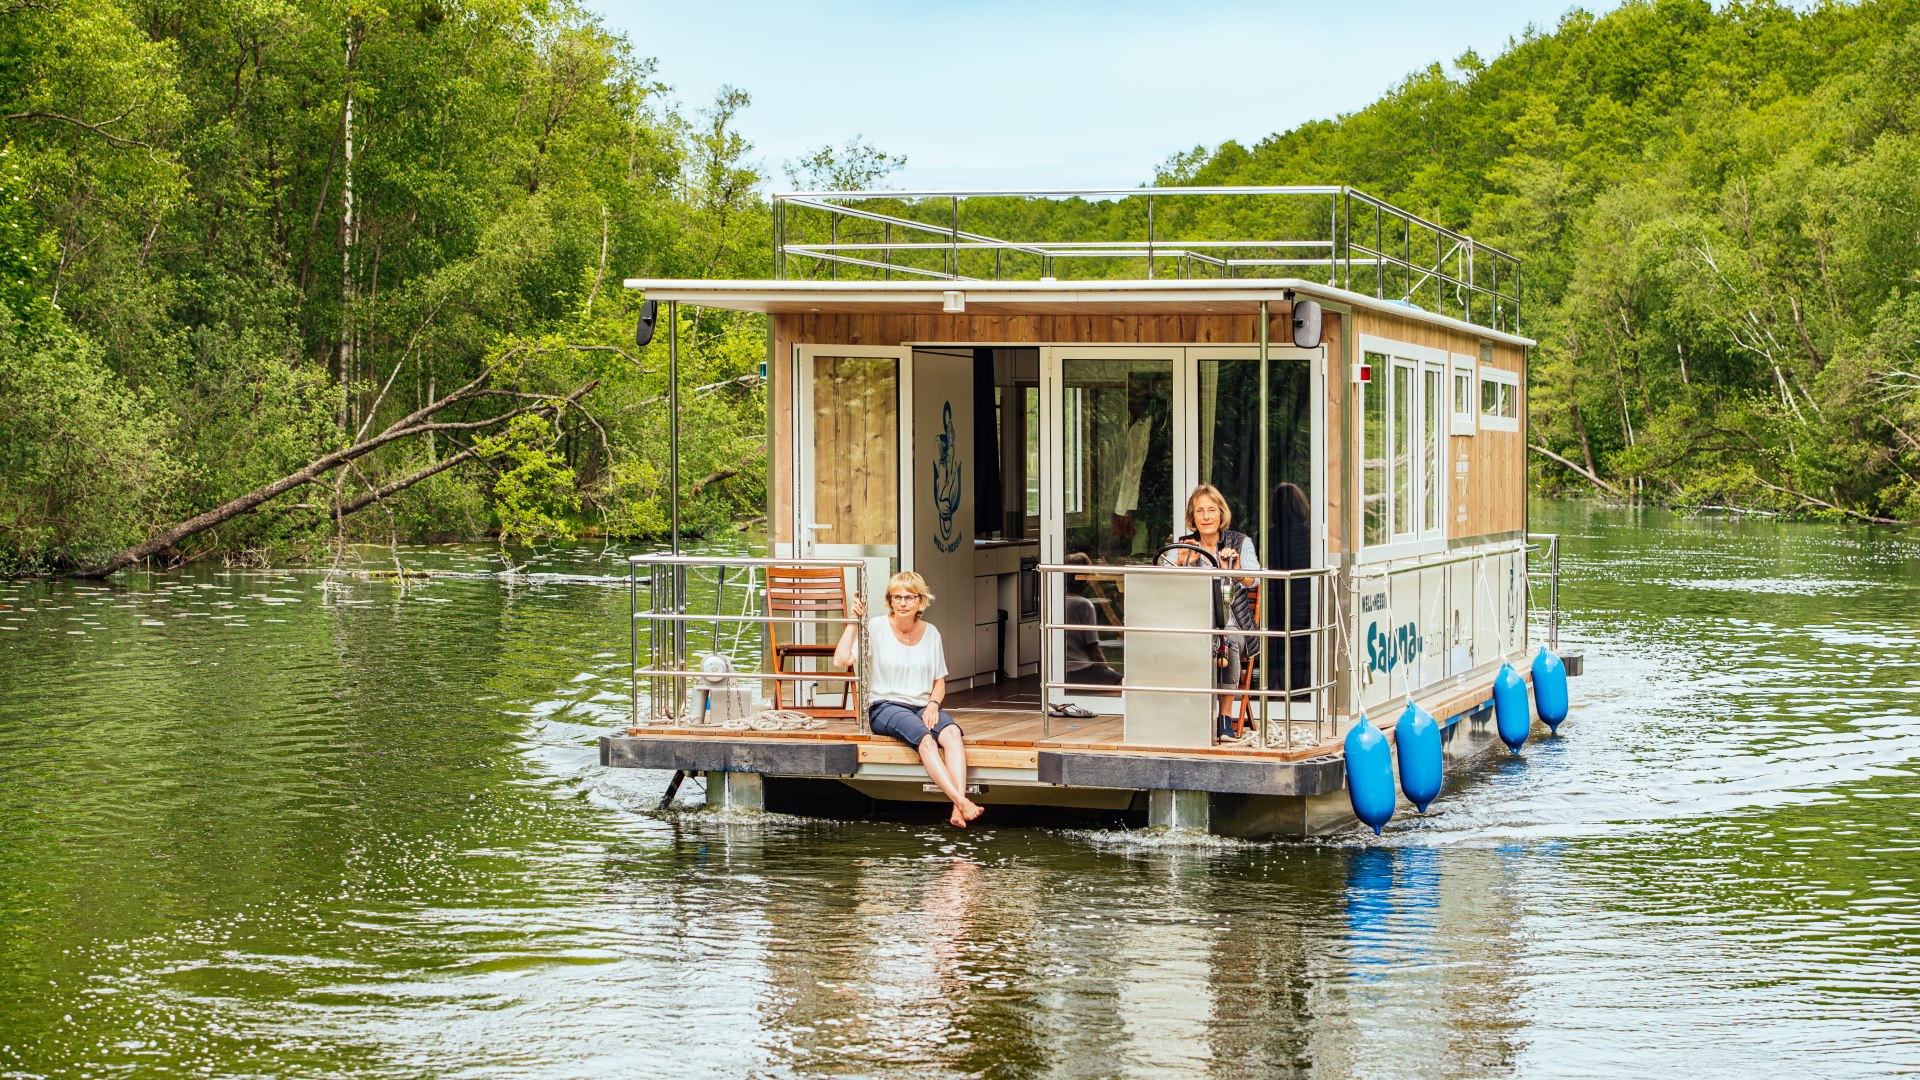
[{"left": 834, "top": 571, "right": 985, "bottom": 829}]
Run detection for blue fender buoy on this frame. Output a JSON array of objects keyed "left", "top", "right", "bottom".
[
  {"left": 1532, "top": 647, "right": 1569, "bottom": 733},
  {"left": 1493, "top": 662, "right": 1530, "bottom": 753},
  {"left": 1344, "top": 714, "right": 1396, "bottom": 835},
  {"left": 1394, "top": 703, "right": 1443, "bottom": 812}
]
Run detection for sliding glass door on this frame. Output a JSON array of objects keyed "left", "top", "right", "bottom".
[{"left": 1040, "top": 348, "right": 1187, "bottom": 711}]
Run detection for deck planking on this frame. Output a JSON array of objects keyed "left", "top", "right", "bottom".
[{"left": 622, "top": 665, "right": 1524, "bottom": 763}]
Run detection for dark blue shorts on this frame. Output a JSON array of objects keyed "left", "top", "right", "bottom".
[{"left": 869, "top": 700, "right": 962, "bottom": 748}]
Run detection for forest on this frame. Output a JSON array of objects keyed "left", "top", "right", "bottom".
[{"left": 2, "top": 0, "right": 1917, "bottom": 575}]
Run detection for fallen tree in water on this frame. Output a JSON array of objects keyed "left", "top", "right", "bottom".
[{"left": 74, "top": 350, "right": 599, "bottom": 578}]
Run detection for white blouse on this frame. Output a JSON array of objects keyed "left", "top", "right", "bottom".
[{"left": 865, "top": 616, "right": 949, "bottom": 708}]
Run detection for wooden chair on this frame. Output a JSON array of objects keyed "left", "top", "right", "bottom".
[
  {"left": 1225, "top": 586, "right": 1261, "bottom": 738},
  {"left": 767, "top": 566, "right": 858, "bottom": 717}
]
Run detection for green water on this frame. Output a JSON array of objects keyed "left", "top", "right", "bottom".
[{"left": 1, "top": 503, "right": 1916, "bottom": 1078}]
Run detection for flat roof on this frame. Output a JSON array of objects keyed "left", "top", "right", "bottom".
[{"left": 620, "top": 277, "right": 1534, "bottom": 348}]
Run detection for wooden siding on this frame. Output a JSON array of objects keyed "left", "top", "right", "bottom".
[
  {"left": 776, "top": 312, "right": 1280, "bottom": 347},
  {"left": 809, "top": 356, "right": 899, "bottom": 547},
  {"left": 1323, "top": 312, "right": 1347, "bottom": 554}
]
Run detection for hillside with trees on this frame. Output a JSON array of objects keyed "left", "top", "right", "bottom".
[
  {"left": 1165, "top": 0, "right": 1920, "bottom": 520},
  {"left": 2, "top": 0, "right": 1916, "bottom": 575}
]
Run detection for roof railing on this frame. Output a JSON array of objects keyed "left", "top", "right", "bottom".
[{"left": 772, "top": 186, "right": 1521, "bottom": 334}]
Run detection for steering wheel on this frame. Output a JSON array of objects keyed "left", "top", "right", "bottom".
[{"left": 1155, "top": 541, "right": 1220, "bottom": 568}]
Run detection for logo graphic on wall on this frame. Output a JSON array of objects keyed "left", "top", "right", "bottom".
[
  {"left": 1365, "top": 619, "right": 1423, "bottom": 676},
  {"left": 932, "top": 401, "right": 964, "bottom": 553}
]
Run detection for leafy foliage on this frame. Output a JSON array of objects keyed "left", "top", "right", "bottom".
[
  {"left": 1168, "top": 0, "right": 1920, "bottom": 517},
  {"left": 0, "top": 0, "right": 771, "bottom": 571}
]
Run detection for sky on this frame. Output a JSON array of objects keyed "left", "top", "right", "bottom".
[{"left": 589, "top": 0, "right": 1622, "bottom": 193}]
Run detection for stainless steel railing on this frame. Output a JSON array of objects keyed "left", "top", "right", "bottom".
[
  {"left": 771, "top": 186, "right": 1522, "bottom": 333},
  {"left": 1037, "top": 561, "right": 1339, "bottom": 750},
  {"left": 628, "top": 554, "right": 871, "bottom": 732},
  {"left": 1526, "top": 532, "right": 1561, "bottom": 652}
]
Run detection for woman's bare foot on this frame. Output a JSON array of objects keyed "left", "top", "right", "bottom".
[
  {"left": 960, "top": 799, "right": 985, "bottom": 823},
  {"left": 948, "top": 806, "right": 969, "bottom": 828}
]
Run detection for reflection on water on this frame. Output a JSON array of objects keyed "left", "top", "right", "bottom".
[{"left": 1, "top": 505, "right": 1918, "bottom": 1077}]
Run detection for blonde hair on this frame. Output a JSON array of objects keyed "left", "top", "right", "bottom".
[
  {"left": 1184, "top": 484, "right": 1233, "bottom": 532},
  {"left": 884, "top": 570, "right": 935, "bottom": 616}
]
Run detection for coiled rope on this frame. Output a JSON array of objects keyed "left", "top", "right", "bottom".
[{"left": 719, "top": 709, "right": 828, "bottom": 732}]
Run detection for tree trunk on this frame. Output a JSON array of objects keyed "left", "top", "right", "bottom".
[
  {"left": 1529, "top": 442, "right": 1622, "bottom": 496},
  {"left": 74, "top": 368, "right": 596, "bottom": 577}
]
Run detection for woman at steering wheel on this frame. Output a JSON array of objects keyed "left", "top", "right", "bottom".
[{"left": 1159, "top": 484, "right": 1261, "bottom": 738}]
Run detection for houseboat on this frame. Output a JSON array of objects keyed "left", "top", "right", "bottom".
[{"left": 602, "top": 186, "right": 1574, "bottom": 837}]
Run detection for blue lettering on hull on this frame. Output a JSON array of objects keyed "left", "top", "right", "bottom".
[{"left": 1365, "top": 620, "right": 1424, "bottom": 675}]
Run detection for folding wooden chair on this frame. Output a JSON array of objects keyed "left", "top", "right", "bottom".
[
  {"left": 767, "top": 566, "right": 858, "bottom": 717},
  {"left": 1226, "top": 586, "right": 1261, "bottom": 738}
]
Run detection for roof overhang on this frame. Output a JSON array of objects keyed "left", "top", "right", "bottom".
[{"left": 621, "top": 276, "right": 1535, "bottom": 348}]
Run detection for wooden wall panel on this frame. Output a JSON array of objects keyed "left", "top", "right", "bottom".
[
  {"left": 1323, "top": 312, "right": 1346, "bottom": 555},
  {"left": 776, "top": 312, "right": 1284, "bottom": 348},
  {"left": 769, "top": 320, "right": 792, "bottom": 550},
  {"left": 810, "top": 357, "right": 899, "bottom": 545}
]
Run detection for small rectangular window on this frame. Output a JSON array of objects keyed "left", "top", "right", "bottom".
[
  {"left": 1478, "top": 368, "right": 1520, "bottom": 432},
  {"left": 1450, "top": 353, "right": 1477, "bottom": 435}
]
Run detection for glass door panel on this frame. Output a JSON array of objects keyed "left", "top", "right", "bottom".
[
  {"left": 797, "top": 347, "right": 910, "bottom": 610},
  {"left": 1041, "top": 348, "right": 1184, "bottom": 710},
  {"left": 1195, "top": 349, "right": 1318, "bottom": 694}
]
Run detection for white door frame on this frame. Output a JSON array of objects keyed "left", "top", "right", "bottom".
[
  {"left": 1039, "top": 345, "right": 1187, "bottom": 711},
  {"left": 794, "top": 344, "right": 914, "bottom": 604},
  {"left": 1183, "top": 344, "right": 1329, "bottom": 574}
]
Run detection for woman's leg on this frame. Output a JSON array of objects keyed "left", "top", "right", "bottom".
[
  {"left": 912, "top": 732, "right": 976, "bottom": 827},
  {"left": 1215, "top": 639, "right": 1244, "bottom": 737},
  {"left": 937, "top": 726, "right": 984, "bottom": 824}
]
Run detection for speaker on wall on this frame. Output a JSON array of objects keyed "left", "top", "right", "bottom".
[
  {"left": 1291, "top": 300, "right": 1323, "bottom": 349},
  {"left": 634, "top": 299, "right": 660, "bottom": 348}
]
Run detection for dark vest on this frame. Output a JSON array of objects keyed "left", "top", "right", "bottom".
[{"left": 1176, "top": 529, "right": 1258, "bottom": 646}]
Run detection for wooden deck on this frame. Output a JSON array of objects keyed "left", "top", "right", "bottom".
[
  {"left": 621, "top": 665, "right": 1533, "bottom": 768},
  {"left": 627, "top": 673, "right": 1372, "bottom": 765}
]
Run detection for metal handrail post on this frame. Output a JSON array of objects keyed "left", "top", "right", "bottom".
[
  {"left": 1146, "top": 192, "right": 1155, "bottom": 280},
  {"left": 1551, "top": 535, "right": 1560, "bottom": 651},
  {"left": 629, "top": 561, "right": 640, "bottom": 729},
  {"left": 855, "top": 562, "right": 871, "bottom": 734},
  {"left": 673, "top": 562, "right": 688, "bottom": 720},
  {"left": 1040, "top": 568, "right": 1050, "bottom": 740},
  {"left": 1258, "top": 298, "right": 1271, "bottom": 749},
  {"left": 648, "top": 563, "right": 662, "bottom": 722}
]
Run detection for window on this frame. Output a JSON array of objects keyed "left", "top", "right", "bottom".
[
  {"left": 1024, "top": 386, "right": 1040, "bottom": 517},
  {"left": 1392, "top": 360, "right": 1414, "bottom": 540},
  {"left": 1479, "top": 367, "right": 1520, "bottom": 432},
  {"left": 1363, "top": 351, "right": 1389, "bottom": 547},
  {"left": 1359, "top": 336, "right": 1448, "bottom": 556},
  {"left": 1423, "top": 366, "right": 1442, "bottom": 532},
  {"left": 1061, "top": 386, "right": 1086, "bottom": 515},
  {"left": 1450, "top": 353, "right": 1477, "bottom": 435}
]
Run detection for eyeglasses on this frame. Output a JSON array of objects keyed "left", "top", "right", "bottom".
[{"left": 887, "top": 593, "right": 918, "bottom": 602}]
